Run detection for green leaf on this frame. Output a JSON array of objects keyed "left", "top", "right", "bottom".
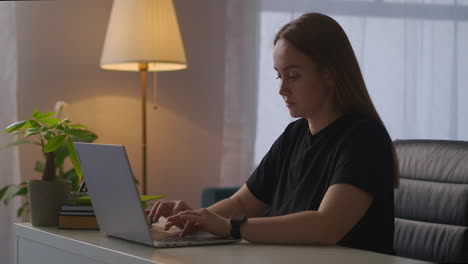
[
  {"left": 44, "top": 134, "right": 67, "bottom": 152},
  {"left": 55, "top": 118, "right": 69, "bottom": 127},
  {"left": 3, "top": 120, "right": 28, "bottom": 133},
  {"left": 63, "top": 168, "right": 76, "bottom": 179},
  {"left": 76, "top": 132, "right": 98, "bottom": 143},
  {"left": 41, "top": 118, "right": 61, "bottom": 127},
  {"left": 20, "top": 122, "right": 33, "bottom": 130},
  {"left": 23, "top": 128, "right": 41, "bottom": 138},
  {"left": 67, "top": 138, "right": 83, "bottom": 182},
  {"left": 34, "top": 112, "right": 54, "bottom": 120},
  {"left": 25, "top": 127, "right": 40, "bottom": 132},
  {"left": 41, "top": 131, "right": 52, "bottom": 140},
  {"left": 69, "top": 124, "right": 86, "bottom": 129},
  {"left": 68, "top": 129, "right": 95, "bottom": 140},
  {"left": 54, "top": 144, "right": 69, "bottom": 168},
  {"left": 34, "top": 160, "right": 45, "bottom": 172},
  {"left": 29, "top": 120, "right": 41, "bottom": 128},
  {"left": 0, "top": 185, "right": 12, "bottom": 200},
  {"left": 55, "top": 125, "right": 67, "bottom": 132},
  {"left": 32, "top": 109, "right": 40, "bottom": 118},
  {"left": 63, "top": 169, "right": 79, "bottom": 191},
  {"left": 15, "top": 186, "right": 27, "bottom": 196},
  {"left": 17, "top": 202, "right": 29, "bottom": 218},
  {"left": 4, "top": 185, "right": 19, "bottom": 205}
]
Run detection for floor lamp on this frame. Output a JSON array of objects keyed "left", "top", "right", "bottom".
[{"left": 100, "top": 0, "right": 187, "bottom": 194}]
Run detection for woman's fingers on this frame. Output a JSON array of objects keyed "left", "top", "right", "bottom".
[
  {"left": 173, "top": 200, "right": 192, "bottom": 212},
  {"left": 166, "top": 211, "right": 193, "bottom": 223},
  {"left": 150, "top": 201, "right": 172, "bottom": 222},
  {"left": 165, "top": 214, "right": 201, "bottom": 230},
  {"left": 175, "top": 222, "right": 186, "bottom": 230},
  {"left": 179, "top": 220, "right": 204, "bottom": 237},
  {"left": 153, "top": 202, "right": 176, "bottom": 223},
  {"left": 152, "top": 206, "right": 164, "bottom": 223},
  {"left": 177, "top": 215, "right": 204, "bottom": 237},
  {"left": 163, "top": 220, "right": 185, "bottom": 230},
  {"left": 179, "top": 220, "right": 194, "bottom": 237},
  {"left": 165, "top": 219, "right": 176, "bottom": 230},
  {"left": 165, "top": 208, "right": 228, "bottom": 237},
  {"left": 149, "top": 201, "right": 196, "bottom": 224},
  {"left": 149, "top": 201, "right": 161, "bottom": 219}
]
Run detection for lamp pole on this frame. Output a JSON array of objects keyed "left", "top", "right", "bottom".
[{"left": 140, "top": 63, "right": 148, "bottom": 195}]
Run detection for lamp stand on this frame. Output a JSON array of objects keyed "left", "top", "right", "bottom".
[{"left": 140, "top": 63, "right": 148, "bottom": 195}]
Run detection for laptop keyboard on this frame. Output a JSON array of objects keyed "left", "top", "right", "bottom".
[{"left": 151, "top": 230, "right": 223, "bottom": 242}]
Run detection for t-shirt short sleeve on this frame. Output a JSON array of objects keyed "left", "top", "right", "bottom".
[
  {"left": 330, "top": 122, "right": 394, "bottom": 198},
  {"left": 246, "top": 137, "right": 282, "bottom": 205}
]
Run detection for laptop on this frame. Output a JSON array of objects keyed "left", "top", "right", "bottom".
[{"left": 74, "top": 142, "right": 240, "bottom": 248}]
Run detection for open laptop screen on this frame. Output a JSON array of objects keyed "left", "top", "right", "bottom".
[{"left": 74, "top": 143, "right": 154, "bottom": 246}]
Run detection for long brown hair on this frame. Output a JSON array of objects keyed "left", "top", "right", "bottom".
[{"left": 274, "top": 13, "right": 399, "bottom": 188}]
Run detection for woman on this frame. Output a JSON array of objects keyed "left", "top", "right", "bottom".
[{"left": 148, "top": 13, "right": 399, "bottom": 255}]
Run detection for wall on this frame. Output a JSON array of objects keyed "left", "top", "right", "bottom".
[{"left": 15, "top": 0, "right": 227, "bottom": 208}]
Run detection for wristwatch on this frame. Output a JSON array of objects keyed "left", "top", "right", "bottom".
[{"left": 230, "top": 216, "right": 247, "bottom": 239}]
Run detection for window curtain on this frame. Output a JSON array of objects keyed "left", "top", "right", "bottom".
[
  {"left": 254, "top": 0, "right": 468, "bottom": 164},
  {"left": 0, "top": 2, "right": 20, "bottom": 264},
  {"left": 219, "top": 0, "right": 260, "bottom": 186},
  {"left": 221, "top": 0, "right": 468, "bottom": 182}
]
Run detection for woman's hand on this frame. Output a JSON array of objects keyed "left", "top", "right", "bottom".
[
  {"left": 147, "top": 200, "right": 193, "bottom": 228},
  {"left": 166, "top": 208, "right": 231, "bottom": 238}
]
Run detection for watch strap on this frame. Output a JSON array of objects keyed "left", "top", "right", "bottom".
[{"left": 230, "top": 216, "right": 247, "bottom": 239}]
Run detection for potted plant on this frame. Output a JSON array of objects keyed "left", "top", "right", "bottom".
[{"left": 1, "top": 104, "right": 97, "bottom": 226}]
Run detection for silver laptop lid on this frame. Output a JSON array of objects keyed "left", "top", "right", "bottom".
[{"left": 74, "top": 142, "right": 153, "bottom": 246}]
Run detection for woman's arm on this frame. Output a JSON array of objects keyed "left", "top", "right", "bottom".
[
  {"left": 207, "top": 184, "right": 271, "bottom": 219},
  {"left": 240, "top": 183, "right": 373, "bottom": 245},
  {"left": 167, "top": 183, "right": 371, "bottom": 243}
]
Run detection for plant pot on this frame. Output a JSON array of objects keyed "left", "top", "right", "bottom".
[{"left": 27, "top": 180, "right": 72, "bottom": 227}]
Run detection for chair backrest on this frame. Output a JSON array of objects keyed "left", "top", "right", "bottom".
[
  {"left": 201, "top": 187, "right": 239, "bottom": 208},
  {"left": 394, "top": 139, "right": 468, "bottom": 263}
]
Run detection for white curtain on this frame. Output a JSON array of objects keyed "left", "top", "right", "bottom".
[
  {"left": 219, "top": 0, "right": 260, "bottom": 186},
  {"left": 253, "top": 0, "right": 468, "bottom": 165},
  {"left": 0, "top": 2, "right": 20, "bottom": 264}
]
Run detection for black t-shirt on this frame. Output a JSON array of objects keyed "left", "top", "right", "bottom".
[{"left": 246, "top": 114, "right": 395, "bottom": 255}]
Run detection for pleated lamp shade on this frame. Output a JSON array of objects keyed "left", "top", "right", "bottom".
[{"left": 100, "top": 0, "right": 187, "bottom": 72}]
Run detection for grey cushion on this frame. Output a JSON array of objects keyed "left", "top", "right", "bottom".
[
  {"left": 395, "top": 218, "right": 468, "bottom": 263},
  {"left": 394, "top": 140, "right": 468, "bottom": 263},
  {"left": 395, "top": 179, "right": 468, "bottom": 226}
]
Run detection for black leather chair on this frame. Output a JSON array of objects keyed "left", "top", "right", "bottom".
[{"left": 394, "top": 139, "right": 468, "bottom": 263}]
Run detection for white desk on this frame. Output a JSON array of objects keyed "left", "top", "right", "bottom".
[{"left": 15, "top": 223, "right": 424, "bottom": 264}]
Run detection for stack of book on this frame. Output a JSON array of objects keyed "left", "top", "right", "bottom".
[
  {"left": 74, "top": 195, "right": 166, "bottom": 207},
  {"left": 57, "top": 194, "right": 165, "bottom": 230},
  {"left": 58, "top": 204, "right": 99, "bottom": 230}
]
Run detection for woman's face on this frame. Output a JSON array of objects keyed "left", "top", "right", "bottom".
[{"left": 273, "top": 38, "right": 334, "bottom": 119}]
